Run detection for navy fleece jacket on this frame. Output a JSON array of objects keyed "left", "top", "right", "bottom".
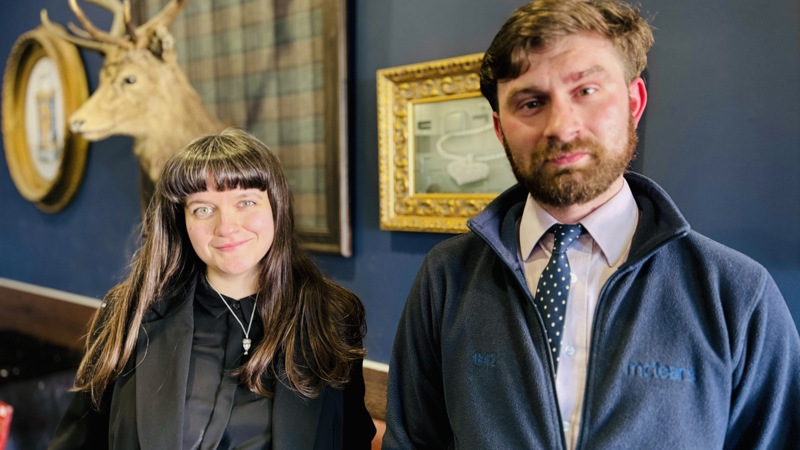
[{"left": 384, "top": 173, "right": 800, "bottom": 449}]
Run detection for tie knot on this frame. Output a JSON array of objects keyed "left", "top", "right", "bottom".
[{"left": 550, "top": 224, "right": 583, "bottom": 254}]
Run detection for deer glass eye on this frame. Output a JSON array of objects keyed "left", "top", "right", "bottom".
[{"left": 124, "top": 75, "right": 137, "bottom": 84}]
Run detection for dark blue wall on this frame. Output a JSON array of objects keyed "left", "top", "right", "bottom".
[{"left": 2, "top": 1, "right": 799, "bottom": 364}]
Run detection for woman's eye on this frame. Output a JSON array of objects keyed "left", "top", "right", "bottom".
[
  {"left": 193, "top": 206, "right": 212, "bottom": 216},
  {"left": 240, "top": 200, "right": 256, "bottom": 207},
  {"left": 124, "top": 75, "right": 137, "bottom": 84}
]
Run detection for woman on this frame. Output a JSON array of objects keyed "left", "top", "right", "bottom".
[{"left": 50, "top": 129, "right": 375, "bottom": 449}]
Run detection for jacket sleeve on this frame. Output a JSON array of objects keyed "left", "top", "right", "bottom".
[
  {"left": 48, "top": 302, "right": 113, "bottom": 450},
  {"left": 47, "top": 388, "right": 110, "bottom": 450},
  {"left": 383, "top": 256, "right": 453, "bottom": 450},
  {"left": 724, "top": 275, "right": 800, "bottom": 449},
  {"left": 342, "top": 359, "right": 377, "bottom": 450}
]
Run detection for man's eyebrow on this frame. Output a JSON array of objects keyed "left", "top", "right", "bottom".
[
  {"left": 502, "top": 65, "right": 609, "bottom": 102},
  {"left": 564, "top": 65, "right": 606, "bottom": 84}
]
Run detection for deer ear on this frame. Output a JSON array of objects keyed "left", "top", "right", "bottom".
[{"left": 148, "top": 26, "right": 177, "bottom": 63}]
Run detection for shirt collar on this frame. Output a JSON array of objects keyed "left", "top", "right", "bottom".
[
  {"left": 195, "top": 274, "right": 257, "bottom": 318},
  {"left": 196, "top": 274, "right": 230, "bottom": 318},
  {"left": 519, "top": 178, "right": 639, "bottom": 267}
]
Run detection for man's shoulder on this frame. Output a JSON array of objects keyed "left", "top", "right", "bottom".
[
  {"left": 680, "top": 230, "right": 768, "bottom": 276},
  {"left": 415, "top": 229, "right": 519, "bottom": 285},
  {"left": 424, "top": 232, "right": 495, "bottom": 265},
  {"left": 659, "top": 230, "right": 783, "bottom": 308}
]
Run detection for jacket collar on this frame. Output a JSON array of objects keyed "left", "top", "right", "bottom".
[{"left": 623, "top": 172, "right": 691, "bottom": 263}]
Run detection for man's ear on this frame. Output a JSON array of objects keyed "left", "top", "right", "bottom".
[
  {"left": 493, "top": 112, "right": 505, "bottom": 144},
  {"left": 629, "top": 77, "right": 647, "bottom": 128}
]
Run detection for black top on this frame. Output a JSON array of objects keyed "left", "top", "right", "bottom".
[
  {"left": 49, "top": 273, "right": 376, "bottom": 449},
  {"left": 183, "top": 276, "right": 272, "bottom": 450}
]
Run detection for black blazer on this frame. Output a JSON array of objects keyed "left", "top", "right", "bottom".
[{"left": 49, "top": 282, "right": 376, "bottom": 450}]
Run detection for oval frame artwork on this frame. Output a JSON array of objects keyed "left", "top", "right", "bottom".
[{"left": 2, "top": 26, "right": 88, "bottom": 213}]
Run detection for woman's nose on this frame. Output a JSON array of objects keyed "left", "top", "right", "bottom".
[{"left": 215, "top": 209, "right": 239, "bottom": 235}]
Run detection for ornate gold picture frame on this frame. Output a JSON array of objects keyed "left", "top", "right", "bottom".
[
  {"left": 377, "top": 53, "right": 516, "bottom": 233},
  {"left": 2, "top": 26, "right": 88, "bottom": 213}
]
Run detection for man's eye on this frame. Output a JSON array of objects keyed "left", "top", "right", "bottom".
[
  {"left": 581, "top": 87, "right": 597, "bottom": 96},
  {"left": 522, "top": 100, "right": 540, "bottom": 110}
]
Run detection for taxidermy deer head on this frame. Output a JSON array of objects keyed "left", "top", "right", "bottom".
[{"left": 41, "top": 0, "right": 223, "bottom": 181}]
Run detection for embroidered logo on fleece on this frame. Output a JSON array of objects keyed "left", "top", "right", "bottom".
[
  {"left": 626, "top": 361, "right": 696, "bottom": 383},
  {"left": 472, "top": 352, "right": 496, "bottom": 367}
]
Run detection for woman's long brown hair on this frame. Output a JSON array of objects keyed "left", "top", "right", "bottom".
[{"left": 74, "top": 128, "right": 366, "bottom": 408}]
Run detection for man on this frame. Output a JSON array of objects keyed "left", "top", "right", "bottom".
[{"left": 382, "top": 1, "right": 800, "bottom": 449}]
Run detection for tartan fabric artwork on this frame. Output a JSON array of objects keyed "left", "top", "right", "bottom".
[{"left": 140, "top": 0, "right": 346, "bottom": 252}]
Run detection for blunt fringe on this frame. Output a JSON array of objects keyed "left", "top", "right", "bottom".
[
  {"left": 74, "top": 128, "right": 366, "bottom": 408},
  {"left": 480, "top": 0, "right": 654, "bottom": 111}
]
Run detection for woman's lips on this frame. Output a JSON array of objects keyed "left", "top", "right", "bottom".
[{"left": 216, "top": 240, "right": 247, "bottom": 251}]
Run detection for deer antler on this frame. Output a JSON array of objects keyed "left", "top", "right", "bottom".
[
  {"left": 82, "top": 0, "right": 127, "bottom": 36},
  {"left": 40, "top": 0, "right": 133, "bottom": 53},
  {"left": 41, "top": 0, "right": 189, "bottom": 53},
  {"left": 134, "top": 0, "right": 188, "bottom": 48},
  {"left": 67, "top": 0, "right": 133, "bottom": 49},
  {"left": 40, "top": 9, "right": 113, "bottom": 53},
  {"left": 122, "top": 1, "right": 140, "bottom": 47}
]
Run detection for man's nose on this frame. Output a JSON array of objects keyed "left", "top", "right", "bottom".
[{"left": 543, "top": 98, "right": 580, "bottom": 142}]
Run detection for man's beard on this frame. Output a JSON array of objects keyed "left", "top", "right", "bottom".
[{"left": 502, "top": 118, "right": 638, "bottom": 208}]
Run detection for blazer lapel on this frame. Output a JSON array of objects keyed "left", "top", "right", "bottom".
[
  {"left": 272, "top": 381, "right": 326, "bottom": 450},
  {"left": 135, "top": 287, "right": 195, "bottom": 448}
]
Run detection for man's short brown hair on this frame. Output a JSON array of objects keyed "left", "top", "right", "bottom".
[{"left": 480, "top": 0, "right": 654, "bottom": 111}]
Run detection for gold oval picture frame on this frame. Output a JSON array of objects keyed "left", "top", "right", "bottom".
[{"left": 2, "top": 26, "right": 88, "bottom": 213}]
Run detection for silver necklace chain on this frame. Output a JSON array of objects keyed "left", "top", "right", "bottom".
[{"left": 206, "top": 276, "right": 257, "bottom": 355}]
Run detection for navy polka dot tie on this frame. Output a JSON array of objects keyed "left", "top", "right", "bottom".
[{"left": 534, "top": 223, "right": 584, "bottom": 373}]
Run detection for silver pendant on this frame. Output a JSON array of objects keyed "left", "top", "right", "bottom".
[{"left": 243, "top": 338, "right": 252, "bottom": 355}]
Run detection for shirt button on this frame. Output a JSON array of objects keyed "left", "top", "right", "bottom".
[
  {"left": 570, "top": 273, "right": 578, "bottom": 284},
  {"left": 563, "top": 345, "right": 575, "bottom": 357},
  {"left": 563, "top": 420, "right": 570, "bottom": 433},
  {"left": 232, "top": 302, "right": 241, "bottom": 310}
]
